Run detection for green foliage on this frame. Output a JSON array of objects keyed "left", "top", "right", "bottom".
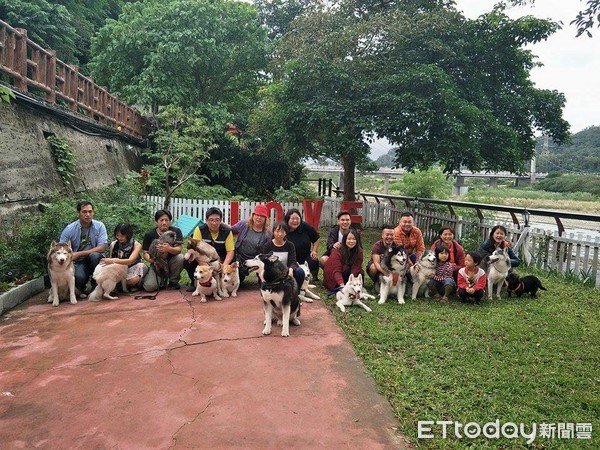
[
  {"left": 174, "top": 183, "right": 232, "bottom": 200},
  {"left": 273, "top": 182, "right": 319, "bottom": 203},
  {"left": 535, "top": 126, "right": 600, "bottom": 174},
  {"left": 47, "top": 135, "right": 76, "bottom": 188},
  {"left": 0, "top": 85, "right": 15, "bottom": 103},
  {"left": 145, "top": 105, "right": 223, "bottom": 208},
  {"left": 0, "top": 0, "right": 123, "bottom": 67},
  {"left": 89, "top": 0, "right": 268, "bottom": 110},
  {"left": 534, "top": 174, "right": 600, "bottom": 196},
  {"left": 395, "top": 168, "right": 453, "bottom": 199},
  {"left": 0, "top": 179, "right": 155, "bottom": 281}
]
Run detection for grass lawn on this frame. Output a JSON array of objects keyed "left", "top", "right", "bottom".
[{"left": 316, "top": 228, "right": 600, "bottom": 449}]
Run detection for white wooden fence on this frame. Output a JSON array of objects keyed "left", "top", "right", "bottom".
[{"left": 144, "top": 196, "right": 600, "bottom": 287}]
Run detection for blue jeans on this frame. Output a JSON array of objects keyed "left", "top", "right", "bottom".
[
  {"left": 427, "top": 277, "right": 456, "bottom": 296},
  {"left": 74, "top": 252, "right": 104, "bottom": 291}
]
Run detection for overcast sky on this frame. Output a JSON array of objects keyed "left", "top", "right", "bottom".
[
  {"left": 371, "top": 1, "right": 598, "bottom": 158},
  {"left": 455, "top": 0, "right": 599, "bottom": 134}
]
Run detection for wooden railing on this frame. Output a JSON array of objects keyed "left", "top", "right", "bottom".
[{"left": 0, "top": 19, "right": 148, "bottom": 138}]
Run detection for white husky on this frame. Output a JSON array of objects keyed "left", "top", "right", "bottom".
[
  {"left": 335, "top": 274, "right": 375, "bottom": 313},
  {"left": 88, "top": 262, "right": 128, "bottom": 301},
  {"left": 47, "top": 241, "right": 78, "bottom": 307},
  {"left": 298, "top": 262, "right": 320, "bottom": 303}
]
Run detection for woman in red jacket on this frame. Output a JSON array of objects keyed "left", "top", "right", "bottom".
[{"left": 323, "top": 228, "right": 364, "bottom": 292}]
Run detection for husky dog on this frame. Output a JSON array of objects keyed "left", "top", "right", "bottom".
[
  {"left": 486, "top": 247, "right": 511, "bottom": 299},
  {"left": 219, "top": 262, "right": 240, "bottom": 298},
  {"left": 377, "top": 245, "right": 409, "bottom": 305},
  {"left": 245, "top": 253, "right": 301, "bottom": 337},
  {"left": 298, "top": 261, "right": 320, "bottom": 303},
  {"left": 335, "top": 273, "right": 375, "bottom": 312},
  {"left": 47, "top": 241, "right": 78, "bottom": 307},
  {"left": 88, "top": 262, "right": 128, "bottom": 301},
  {"left": 192, "top": 263, "right": 222, "bottom": 302},
  {"left": 185, "top": 237, "right": 223, "bottom": 295},
  {"left": 505, "top": 272, "right": 547, "bottom": 298},
  {"left": 148, "top": 230, "right": 178, "bottom": 277},
  {"left": 408, "top": 251, "right": 437, "bottom": 300}
]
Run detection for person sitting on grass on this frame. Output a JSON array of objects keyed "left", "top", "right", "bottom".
[
  {"left": 456, "top": 251, "right": 487, "bottom": 304},
  {"left": 427, "top": 244, "right": 457, "bottom": 303}
]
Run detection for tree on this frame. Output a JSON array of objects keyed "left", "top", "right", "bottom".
[
  {"left": 89, "top": 0, "right": 269, "bottom": 111},
  {"left": 509, "top": 0, "right": 600, "bottom": 37},
  {"left": 0, "top": 0, "right": 124, "bottom": 67},
  {"left": 368, "top": 5, "right": 570, "bottom": 174},
  {"left": 0, "top": 0, "right": 79, "bottom": 63},
  {"left": 144, "top": 105, "right": 224, "bottom": 210}
]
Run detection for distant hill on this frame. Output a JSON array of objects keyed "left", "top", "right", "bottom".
[
  {"left": 374, "top": 126, "right": 600, "bottom": 174},
  {"left": 535, "top": 126, "right": 600, "bottom": 174}
]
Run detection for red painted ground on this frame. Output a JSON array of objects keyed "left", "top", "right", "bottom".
[{"left": 0, "top": 284, "right": 411, "bottom": 449}]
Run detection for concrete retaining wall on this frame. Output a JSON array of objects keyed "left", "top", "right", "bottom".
[{"left": 0, "top": 101, "right": 145, "bottom": 219}]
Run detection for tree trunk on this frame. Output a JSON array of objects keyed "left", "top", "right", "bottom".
[{"left": 341, "top": 156, "right": 356, "bottom": 201}]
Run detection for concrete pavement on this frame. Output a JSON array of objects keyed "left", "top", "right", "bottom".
[{"left": 0, "top": 284, "right": 411, "bottom": 449}]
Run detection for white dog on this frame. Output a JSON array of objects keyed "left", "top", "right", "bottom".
[
  {"left": 335, "top": 274, "right": 375, "bottom": 313},
  {"left": 486, "top": 247, "right": 511, "bottom": 299},
  {"left": 47, "top": 241, "right": 77, "bottom": 307},
  {"left": 409, "top": 251, "right": 437, "bottom": 300},
  {"left": 88, "top": 262, "right": 128, "bottom": 301},
  {"left": 298, "top": 262, "right": 320, "bottom": 303},
  {"left": 219, "top": 262, "right": 240, "bottom": 297},
  {"left": 192, "top": 264, "right": 221, "bottom": 302}
]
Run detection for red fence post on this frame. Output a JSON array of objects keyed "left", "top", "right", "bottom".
[
  {"left": 46, "top": 50, "right": 56, "bottom": 102},
  {"left": 14, "top": 28, "right": 27, "bottom": 92}
]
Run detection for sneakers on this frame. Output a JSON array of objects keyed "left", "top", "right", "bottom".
[
  {"left": 168, "top": 281, "right": 181, "bottom": 290},
  {"left": 186, "top": 283, "right": 195, "bottom": 292}
]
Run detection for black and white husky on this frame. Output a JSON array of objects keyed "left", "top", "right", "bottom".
[
  {"left": 377, "top": 245, "right": 410, "bottom": 305},
  {"left": 245, "top": 253, "right": 301, "bottom": 337},
  {"left": 408, "top": 251, "right": 437, "bottom": 300}
]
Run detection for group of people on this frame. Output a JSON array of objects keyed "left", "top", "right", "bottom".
[
  {"left": 363, "top": 213, "right": 520, "bottom": 303},
  {"left": 59, "top": 201, "right": 520, "bottom": 303}
]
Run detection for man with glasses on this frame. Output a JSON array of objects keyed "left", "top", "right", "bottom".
[{"left": 184, "top": 207, "right": 235, "bottom": 292}]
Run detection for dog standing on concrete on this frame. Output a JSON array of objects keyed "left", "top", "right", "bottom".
[
  {"left": 47, "top": 241, "right": 78, "bottom": 307},
  {"left": 245, "top": 253, "right": 301, "bottom": 337}
]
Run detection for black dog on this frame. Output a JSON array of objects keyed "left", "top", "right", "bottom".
[
  {"left": 505, "top": 272, "right": 547, "bottom": 298},
  {"left": 245, "top": 253, "right": 301, "bottom": 337}
]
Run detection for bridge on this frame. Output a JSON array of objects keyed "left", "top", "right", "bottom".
[{"left": 304, "top": 165, "right": 548, "bottom": 194}]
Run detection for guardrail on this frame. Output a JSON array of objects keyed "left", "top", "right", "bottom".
[{"left": 0, "top": 19, "right": 148, "bottom": 138}]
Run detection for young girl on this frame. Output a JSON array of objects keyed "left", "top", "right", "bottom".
[
  {"left": 323, "top": 228, "right": 364, "bottom": 292},
  {"left": 262, "top": 222, "right": 305, "bottom": 291},
  {"left": 456, "top": 251, "right": 487, "bottom": 304},
  {"left": 427, "top": 245, "right": 456, "bottom": 302},
  {"left": 101, "top": 223, "right": 147, "bottom": 290}
]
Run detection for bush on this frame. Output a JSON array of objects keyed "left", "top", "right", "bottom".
[{"left": 0, "top": 178, "right": 156, "bottom": 283}]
